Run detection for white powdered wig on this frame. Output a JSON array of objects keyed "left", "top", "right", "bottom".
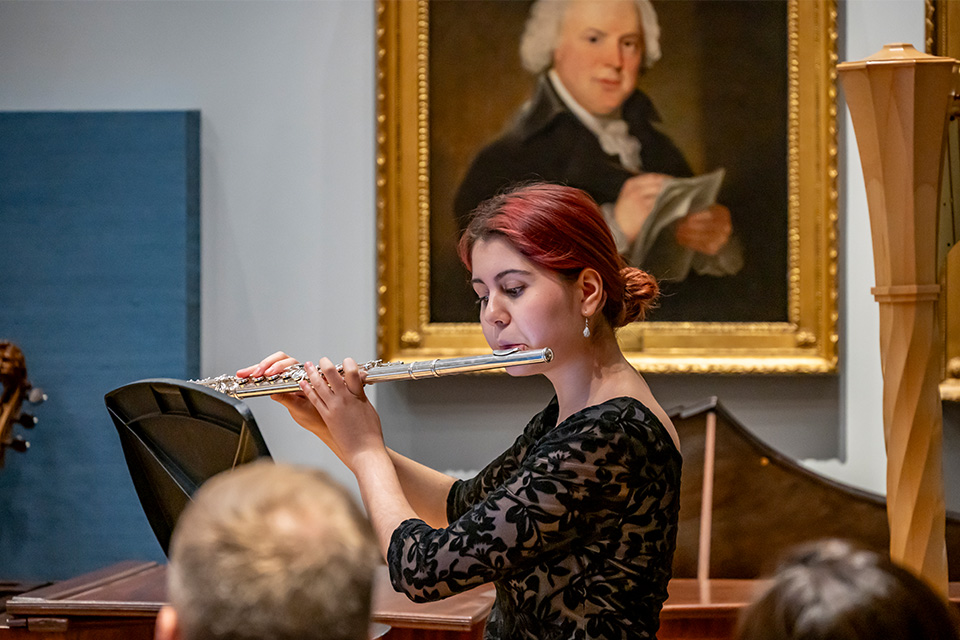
[{"left": 520, "top": 0, "right": 662, "bottom": 74}]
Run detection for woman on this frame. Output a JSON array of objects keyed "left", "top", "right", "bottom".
[{"left": 239, "top": 183, "right": 682, "bottom": 640}]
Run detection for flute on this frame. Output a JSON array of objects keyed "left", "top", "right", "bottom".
[{"left": 191, "top": 347, "right": 553, "bottom": 399}]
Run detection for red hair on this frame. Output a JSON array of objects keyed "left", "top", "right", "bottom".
[{"left": 457, "top": 183, "right": 658, "bottom": 327}]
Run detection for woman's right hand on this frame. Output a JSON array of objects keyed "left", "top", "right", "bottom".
[{"left": 236, "top": 352, "right": 343, "bottom": 459}]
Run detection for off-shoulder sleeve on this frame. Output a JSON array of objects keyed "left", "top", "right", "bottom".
[{"left": 387, "top": 415, "right": 649, "bottom": 602}]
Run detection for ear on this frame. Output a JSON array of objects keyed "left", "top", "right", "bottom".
[
  {"left": 154, "top": 605, "right": 182, "bottom": 640},
  {"left": 576, "top": 268, "right": 605, "bottom": 317}
]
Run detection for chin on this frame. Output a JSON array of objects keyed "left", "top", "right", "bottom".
[
  {"left": 507, "top": 365, "right": 536, "bottom": 377},
  {"left": 588, "top": 102, "right": 619, "bottom": 118}
]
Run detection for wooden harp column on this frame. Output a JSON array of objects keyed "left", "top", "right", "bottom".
[{"left": 838, "top": 43, "right": 957, "bottom": 594}]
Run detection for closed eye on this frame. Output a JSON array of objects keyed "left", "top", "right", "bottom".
[
  {"left": 583, "top": 29, "right": 604, "bottom": 45},
  {"left": 504, "top": 286, "right": 524, "bottom": 298}
]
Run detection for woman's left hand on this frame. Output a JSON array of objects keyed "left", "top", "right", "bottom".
[{"left": 299, "top": 357, "right": 384, "bottom": 470}]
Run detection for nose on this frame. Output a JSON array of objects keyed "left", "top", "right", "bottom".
[
  {"left": 482, "top": 292, "right": 510, "bottom": 327},
  {"left": 603, "top": 41, "right": 624, "bottom": 70}
]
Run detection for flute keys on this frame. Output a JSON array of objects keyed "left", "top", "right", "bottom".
[{"left": 213, "top": 376, "right": 239, "bottom": 395}]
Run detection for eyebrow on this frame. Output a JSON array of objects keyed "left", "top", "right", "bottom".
[
  {"left": 581, "top": 27, "right": 641, "bottom": 38},
  {"left": 470, "top": 269, "right": 532, "bottom": 285}
]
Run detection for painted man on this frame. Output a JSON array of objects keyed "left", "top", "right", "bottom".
[{"left": 454, "top": 0, "right": 743, "bottom": 283}]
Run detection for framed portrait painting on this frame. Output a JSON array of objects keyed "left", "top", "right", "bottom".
[{"left": 377, "top": 0, "right": 838, "bottom": 373}]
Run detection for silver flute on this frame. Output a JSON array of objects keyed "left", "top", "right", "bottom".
[{"left": 191, "top": 347, "right": 553, "bottom": 399}]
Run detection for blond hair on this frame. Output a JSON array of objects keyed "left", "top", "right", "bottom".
[{"left": 167, "top": 461, "right": 380, "bottom": 640}]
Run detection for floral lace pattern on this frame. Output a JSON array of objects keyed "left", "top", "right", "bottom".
[{"left": 387, "top": 396, "right": 682, "bottom": 640}]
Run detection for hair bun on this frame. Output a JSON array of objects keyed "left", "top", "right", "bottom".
[{"left": 618, "top": 267, "right": 659, "bottom": 325}]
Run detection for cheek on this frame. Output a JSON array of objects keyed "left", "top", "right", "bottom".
[
  {"left": 480, "top": 316, "right": 496, "bottom": 343},
  {"left": 579, "top": 53, "right": 602, "bottom": 77},
  {"left": 542, "top": 296, "right": 583, "bottom": 342},
  {"left": 556, "top": 46, "right": 590, "bottom": 79},
  {"left": 622, "top": 57, "right": 642, "bottom": 84}
]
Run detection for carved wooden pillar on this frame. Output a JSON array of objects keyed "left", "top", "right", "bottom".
[{"left": 838, "top": 43, "right": 957, "bottom": 594}]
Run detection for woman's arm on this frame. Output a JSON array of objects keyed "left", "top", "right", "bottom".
[
  {"left": 384, "top": 423, "right": 621, "bottom": 601},
  {"left": 239, "top": 352, "right": 454, "bottom": 528},
  {"left": 349, "top": 448, "right": 419, "bottom": 558},
  {"left": 385, "top": 449, "right": 455, "bottom": 528},
  {"left": 299, "top": 358, "right": 455, "bottom": 556}
]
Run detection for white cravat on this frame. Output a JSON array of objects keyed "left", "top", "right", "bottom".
[{"left": 548, "top": 69, "right": 642, "bottom": 173}]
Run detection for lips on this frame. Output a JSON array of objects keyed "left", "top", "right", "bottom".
[{"left": 595, "top": 77, "right": 622, "bottom": 87}]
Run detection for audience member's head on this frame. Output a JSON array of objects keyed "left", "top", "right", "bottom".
[
  {"left": 154, "top": 460, "right": 380, "bottom": 640},
  {"left": 736, "top": 539, "right": 960, "bottom": 640}
]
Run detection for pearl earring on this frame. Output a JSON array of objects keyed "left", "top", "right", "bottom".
[{"left": 583, "top": 317, "right": 591, "bottom": 338}]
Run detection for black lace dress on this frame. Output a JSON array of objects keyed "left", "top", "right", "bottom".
[{"left": 386, "top": 396, "right": 682, "bottom": 640}]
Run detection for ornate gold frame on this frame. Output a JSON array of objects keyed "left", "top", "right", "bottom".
[
  {"left": 928, "top": 0, "right": 960, "bottom": 401},
  {"left": 376, "top": 0, "right": 838, "bottom": 373}
]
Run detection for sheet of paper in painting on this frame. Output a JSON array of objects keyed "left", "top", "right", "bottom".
[{"left": 632, "top": 167, "right": 726, "bottom": 279}]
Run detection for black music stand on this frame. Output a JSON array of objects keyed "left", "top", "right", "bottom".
[{"left": 105, "top": 379, "right": 271, "bottom": 555}]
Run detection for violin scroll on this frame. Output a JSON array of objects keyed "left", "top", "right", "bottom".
[{"left": 0, "top": 341, "right": 44, "bottom": 469}]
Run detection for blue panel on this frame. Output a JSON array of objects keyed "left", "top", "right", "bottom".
[{"left": 0, "top": 111, "right": 200, "bottom": 580}]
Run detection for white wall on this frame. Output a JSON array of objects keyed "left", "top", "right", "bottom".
[
  {"left": 803, "top": 0, "right": 926, "bottom": 493},
  {"left": 0, "top": 0, "right": 935, "bottom": 502},
  {"left": 0, "top": 0, "right": 377, "bottom": 490}
]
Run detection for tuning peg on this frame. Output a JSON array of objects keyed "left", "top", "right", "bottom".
[
  {"left": 26, "top": 387, "right": 47, "bottom": 404},
  {"left": 15, "top": 413, "right": 37, "bottom": 428},
  {"left": 8, "top": 436, "right": 29, "bottom": 453}
]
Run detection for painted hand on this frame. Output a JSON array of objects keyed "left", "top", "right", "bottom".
[
  {"left": 614, "top": 173, "right": 668, "bottom": 243},
  {"left": 675, "top": 204, "right": 732, "bottom": 255}
]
